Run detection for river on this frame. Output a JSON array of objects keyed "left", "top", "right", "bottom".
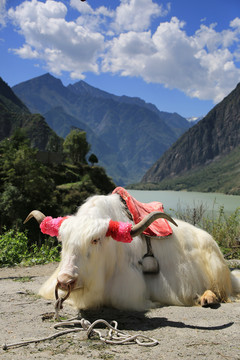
[{"left": 128, "top": 190, "right": 240, "bottom": 217}]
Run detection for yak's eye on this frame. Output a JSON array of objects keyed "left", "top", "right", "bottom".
[{"left": 91, "top": 238, "right": 100, "bottom": 245}]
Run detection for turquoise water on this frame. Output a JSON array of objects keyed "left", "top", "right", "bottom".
[{"left": 128, "top": 190, "right": 240, "bottom": 216}]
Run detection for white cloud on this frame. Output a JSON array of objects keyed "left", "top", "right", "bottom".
[
  {"left": 70, "top": 0, "right": 114, "bottom": 35},
  {"left": 113, "top": 0, "right": 165, "bottom": 33},
  {"left": 230, "top": 17, "right": 240, "bottom": 29},
  {"left": 103, "top": 18, "right": 203, "bottom": 93},
  {"left": 8, "top": 0, "right": 105, "bottom": 79},
  {"left": 13, "top": 43, "right": 39, "bottom": 59},
  {"left": 0, "top": 0, "right": 6, "bottom": 26},
  {"left": 104, "top": 15, "right": 240, "bottom": 102},
  {"left": 6, "top": 0, "right": 240, "bottom": 103},
  {"left": 102, "top": 30, "right": 156, "bottom": 77}
]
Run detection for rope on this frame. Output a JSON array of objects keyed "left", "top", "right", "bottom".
[
  {"left": 56, "top": 318, "right": 159, "bottom": 346},
  {"left": 3, "top": 284, "right": 158, "bottom": 350},
  {"left": 2, "top": 317, "right": 158, "bottom": 350}
]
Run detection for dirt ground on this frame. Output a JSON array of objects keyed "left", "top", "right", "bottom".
[{"left": 0, "top": 263, "right": 239, "bottom": 360}]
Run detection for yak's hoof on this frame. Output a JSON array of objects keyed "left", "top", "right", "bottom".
[{"left": 200, "top": 290, "right": 218, "bottom": 307}]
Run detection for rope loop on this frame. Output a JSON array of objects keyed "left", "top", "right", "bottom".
[{"left": 54, "top": 283, "right": 71, "bottom": 320}]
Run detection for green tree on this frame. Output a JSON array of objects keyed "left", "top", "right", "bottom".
[
  {"left": 63, "top": 129, "right": 90, "bottom": 164},
  {"left": 88, "top": 153, "right": 98, "bottom": 166},
  {"left": 0, "top": 129, "right": 57, "bottom": 233},
  {"left": 46, "top": 134, "right": 63, "bottom": 152}
]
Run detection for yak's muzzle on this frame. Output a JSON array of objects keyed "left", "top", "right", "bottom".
[{"left": 57, "top": 273, "right": 77, "bottom": 291}]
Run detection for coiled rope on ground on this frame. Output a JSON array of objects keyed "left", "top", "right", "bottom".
[{"left": 2, "top": 316, "right": 159, "bottom": 350}]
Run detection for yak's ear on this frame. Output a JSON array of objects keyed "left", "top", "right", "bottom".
[
  {"left": 40, "top": 216, "right": 69, "bottom": 238},
  {"left": 106, "top": 220, "right": 133, "bottom": 243}
]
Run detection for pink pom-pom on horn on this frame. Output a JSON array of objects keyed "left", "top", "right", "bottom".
[
  {"left": 40, "top": 216, "right": 68, "bottom": 237},
  {"left": 106, "top": 220, "right": 133, "bottom": 243}
]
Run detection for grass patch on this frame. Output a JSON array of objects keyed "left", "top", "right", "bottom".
[{"left": 13, "top": 276, "right": 33, "bottom": 282}]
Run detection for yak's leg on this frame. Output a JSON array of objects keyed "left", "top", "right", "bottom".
[{"left": 200, "top": 290, "right": 218, "bottom": 307}]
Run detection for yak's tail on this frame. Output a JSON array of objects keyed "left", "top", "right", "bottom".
[{"left": 231, "top": 269, "right": 240, "bottom": 295}]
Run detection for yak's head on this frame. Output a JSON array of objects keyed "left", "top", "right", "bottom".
[{"left": 24, "top": 198, "right": 177, "bottom": 304}]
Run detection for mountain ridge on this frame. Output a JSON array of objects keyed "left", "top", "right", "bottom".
[
  {"left": 12, "top": 73, "right": 192, "bottom": 185},
  {"left": 141, "top": 83, "right": 240, "bottom": 194}
]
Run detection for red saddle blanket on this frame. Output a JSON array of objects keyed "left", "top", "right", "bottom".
[{"left": 113, "top": 187, "right": 172, "bottom": 237}]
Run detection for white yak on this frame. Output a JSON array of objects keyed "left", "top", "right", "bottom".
[{"left": 24, "top": 190, "right": 240, "bottom": 310}]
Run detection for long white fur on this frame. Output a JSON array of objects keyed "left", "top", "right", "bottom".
[{"left": 39, "top": 193, "right": 240, "bottom": 310}]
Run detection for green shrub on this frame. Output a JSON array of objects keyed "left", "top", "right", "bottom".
[
  {"left": 173, "top": 204, "right": 240, "bottom": 259},
  {"left": 0, "top": 229, "right": 29, "bottom": 266},
  {"left": 0, "top": 229, "right": 61, "bottom": 267},
  {"left": 28, "top": 240, "right": 61, "bottom": 266},
  {"left": 203, "top": 207, "right": 240, "bottom": 258},
  {"left": 173, "top": 200, "right": 208, "bottom": 226}
]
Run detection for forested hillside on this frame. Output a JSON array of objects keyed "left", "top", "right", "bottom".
[
  {"left": 0, "top": 77, "right": 115, "bottom": 240},
  {"left": 0, "top": 77, "right": 62, "bottom": 151}
]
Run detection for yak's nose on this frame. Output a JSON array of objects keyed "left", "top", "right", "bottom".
[{"left": 57, "top": 273, "right": 77, "bottom": 290}]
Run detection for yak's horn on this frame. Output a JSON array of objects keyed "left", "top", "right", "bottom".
[
  {"left": 23, "top": 210, "right": 46, "bottom": 225},
  {"left": 130, "top": 211, "right": 178, "bottom": 238}
]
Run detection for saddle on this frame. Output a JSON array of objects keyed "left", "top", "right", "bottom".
[
  {"left": 113, "top": 187, "right": 173, "bottom": 274},
  {"left": 113, "top": 187, "right": 173, "bottom": 237}
]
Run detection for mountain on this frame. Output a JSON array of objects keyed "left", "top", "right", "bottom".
[
  {"left": 68, "top": 80, "right": 190, "bottom": 137},
  {"left": 43, "top": 105, "right": 126, "bottom": 182},
  {"left": 0, "top": 77, "right": 62, "bottom": 151},
  {"left": 12, "top": 73, "right": 191, "bottom": 185},
  {"left": 141, "top": 83, "right": 240, "bottom": 194}
]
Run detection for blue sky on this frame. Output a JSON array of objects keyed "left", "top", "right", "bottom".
[{"left": 1, "top": 0, "right": 240, "bottom": 118}]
